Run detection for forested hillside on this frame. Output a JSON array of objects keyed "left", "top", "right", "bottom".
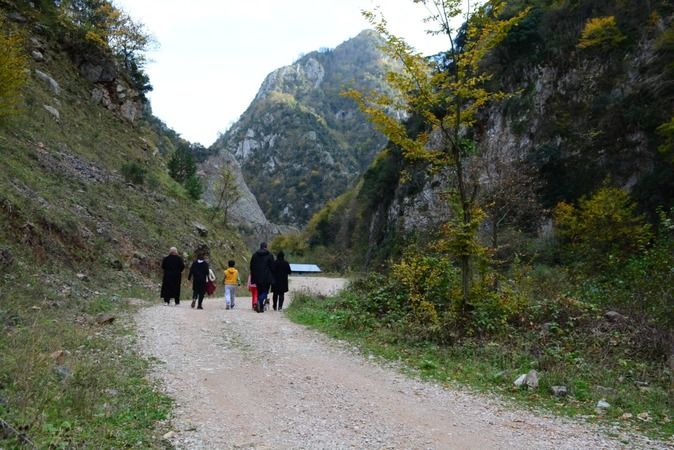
[
  {"left": 282, "top": 0, "right": 673, "bottom": 438},
  {"left": 0, "top": 1, "right": 249, "bottom": 446},
  {"left": 209, "top": 30, "right": 394, "bottom": 226}
]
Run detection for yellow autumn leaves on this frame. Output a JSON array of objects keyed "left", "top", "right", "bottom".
[
  {"left": 578, "top": 16, "right": 626, "bottom": 49},
  {"left": 0, "top": 13, "right": 28, "bottom": 120}
]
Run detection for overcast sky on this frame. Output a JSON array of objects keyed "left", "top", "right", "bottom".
[{"left": 114, "top": 0, "right": 449, "bottom": 147}]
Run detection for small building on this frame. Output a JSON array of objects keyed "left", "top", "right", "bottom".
[{"left": 290, "top": 263, "right": 322, "bottom": 274}]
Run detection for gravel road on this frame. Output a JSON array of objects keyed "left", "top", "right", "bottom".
[{"left": 135, "top": 276, "right": 667, "bottom": 449}]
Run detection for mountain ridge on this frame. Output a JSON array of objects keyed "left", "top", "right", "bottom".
[{"left": 207, "top": 29, "right": 394, "bottom": 226}]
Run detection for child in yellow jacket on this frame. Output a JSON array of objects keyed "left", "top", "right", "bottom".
[{"left": 223, "top": 260, "right": 241, "bottom": 309}]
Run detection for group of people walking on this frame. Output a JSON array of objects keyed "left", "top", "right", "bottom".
[
  {"left": 159, "top": 242, "right": 291, "bottom": 312},
  {"left": 249, "top": 242, "right": 291, "bottom": 312}
]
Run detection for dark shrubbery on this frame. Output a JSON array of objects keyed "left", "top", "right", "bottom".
[
  {"left": 120, "top": 161, "right": 146, "bottom": 185},
  {"left": 168, "top": 143, "right": 203, "bottom": 200}
]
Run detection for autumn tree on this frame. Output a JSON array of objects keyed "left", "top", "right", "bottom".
[
  {"left": 59, "top": 0, "right": 110, "bottom": 29},
  {"left": 480, "top": 155, "right": 542, "bottom": 256},
  {"left": 0, "top": 13, "right": 28, "bottom": 120},
  {"left": 58, "top": 0, "right": 154, "bottom": 72},
  {"left": 211, "top": 163, "right": 242, "bottom": 226},
  {"left": 347, "top": 0, "right": 528, "bottom": 314},
  {"left": 107, "top": 10, "right": 153, "bottom": 71}
]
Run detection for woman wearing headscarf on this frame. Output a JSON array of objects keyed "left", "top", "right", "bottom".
[
  {"left": 271, "top": 250, "right": 291, "bottom": 311},
  {"left": 160, "top": 246, "right": 185, "bottom": 305},
  {"left": 188, "top": 252, "right": 210, "bottom": 309},
  {"left": 249, "top": 242, "right": 274, "bottom": 313}
]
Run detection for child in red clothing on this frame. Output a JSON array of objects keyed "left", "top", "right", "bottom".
[{"left": 247, "top": 274, "right": 258, "bottom": 311}]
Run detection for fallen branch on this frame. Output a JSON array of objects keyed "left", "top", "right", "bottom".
[{"left": 0, "top": 418, "right": 36, "bottom": 448}]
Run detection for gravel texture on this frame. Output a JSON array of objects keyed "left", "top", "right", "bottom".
[{"left": 135, "top": 276, "right": 668, "bottom": 449}]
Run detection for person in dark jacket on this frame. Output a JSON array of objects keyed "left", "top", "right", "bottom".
[
  {"left": 249, "top": 242, "right": 275, "bottom": 313},
  {"left": 271, "top": 251, "right": 291, "bottom": 311},
  {"left": 188, "top": 252, "right": 210, "bottom": 310},
  {"left": 161, "top": 247, "right": 185, "bottom": 305}
]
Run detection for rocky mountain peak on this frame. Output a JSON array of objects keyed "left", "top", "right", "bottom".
[{"left": 207, "top": 29, "right": 392, "bottom": 226}]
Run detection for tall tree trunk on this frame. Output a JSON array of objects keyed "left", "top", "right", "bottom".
[
  {"left": 491, "top": 216, "right": 499, "bottom": 291},
  {"left": 460, "top": 203, "right": 472, "bottom": 314},
  {"left": 453, "top": 138, "right": 471, "bottom": 316}
]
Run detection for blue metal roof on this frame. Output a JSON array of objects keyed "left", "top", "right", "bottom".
[{"left": 290, "top": 263, "right": 322, "bottom": 273}]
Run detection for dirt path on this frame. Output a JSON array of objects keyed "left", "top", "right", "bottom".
[{"left": 136, "top": 277, "right": 662, "bottom": 449}]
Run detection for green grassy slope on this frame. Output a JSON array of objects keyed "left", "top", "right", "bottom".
[{"left": 0, "top": 6, "right": 250, "bottom": 447}]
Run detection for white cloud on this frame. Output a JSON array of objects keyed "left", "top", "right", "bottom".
[{"left": 114, "top": 0, "right": 448, "bottom": 146}]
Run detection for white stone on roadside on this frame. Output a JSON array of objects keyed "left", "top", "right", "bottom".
[
  {"left": 596, "top": 399, "right": 610, "bottom": 410},
  {"left": 551, "top": 385, "right": 567, "bottom": 397},
  {"left": 637, "top": 412, "right": 651, "bottom": 422},
  {"left": 43, "top": 104, "right": 60, "bottom": 121},
  {"left": 525, "top": 370, "right": 539, "bottom": 389},
  {"left": 514, "top": 370, "right": 538, "bottom": 389},
  {"left": 35, "top": 69, "right": 60, "bottom": 94}
]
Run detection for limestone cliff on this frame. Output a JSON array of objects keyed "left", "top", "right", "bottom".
[
  {"left": 301, "top": 2, "right": 674, "bottom": 270},
  {"left": 199, "top": 149, "right": 294, "bottom": 247}
]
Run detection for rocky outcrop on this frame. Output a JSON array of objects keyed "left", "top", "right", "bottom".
[
  {"left": 255, "top": 56, "right": 326, "bottom": 101},
  {"left": 199, "top": 149, "right": 295, "bottom": 246},
  {"left": 25, "top": 23, "right": 143, "bottom": 123},
  {"left": 79, "top": 59, "right": 118, "bottom": 83},
  {"left": 34, "top": 69, "right": 60, "bottom": 94},
  {"left": 201, "top": 151, "right": 268, "bottom": 226},
  {"left": 42, "top": 105, "right": 60, "bottom": 121},
  {"left": 89, "top": 79, "right": 143, "bottom": 122}
]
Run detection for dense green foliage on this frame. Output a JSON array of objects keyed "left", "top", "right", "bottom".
[
  {"left": 554, "top": 187, "right": 653, "bottom": 266},
  {"left": 167, "top": 142, "right": 206, "bottom": 200},
  {"left": 577, "top": 16, "right": 626, "bottom": 49},
  {"left": 120, "top": 161, "right": 147, "bottom": 185},
  {"left": 289, "top": 219, "right": 674, "bottom": 437},
  {"left": 168, "top": 144, "right": 197, "bottom": 183},
  {"left": 183, "top": 173, "right": 204, "bottom": 200}
]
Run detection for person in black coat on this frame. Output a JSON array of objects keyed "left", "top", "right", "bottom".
[
  {"left": 161, "top": 247, "right": 185, "bottom": 305},
  {"left": 249, "top": 242, "right": 275, "bottom": 313},
  {"left": 188, "top": 252, "right": 210, "bottom": 310},
  {"left": 271, "top": 251, "right": 291, "bottom": 311}
]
